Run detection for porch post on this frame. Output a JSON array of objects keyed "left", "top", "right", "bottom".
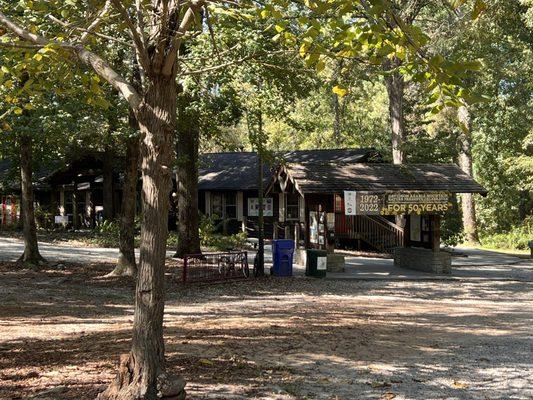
[
  {"left": 59, "top": 188, "right": 65, "bottom": 217},
  {"left": 85, "top": 191, "right": 92, "bottom": 226},
  {"left": 431, "top": 214, "right": 441, "bottom": 252},
  {"left": 72, "top": 188, "right": 79, "bottom": 229}
]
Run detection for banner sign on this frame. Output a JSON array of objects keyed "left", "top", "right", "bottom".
[{"left": 344, "top": 191, "right": 452, "bottom": 216}]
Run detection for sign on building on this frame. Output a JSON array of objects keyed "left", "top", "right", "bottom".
[
  {"left": 344, "top": 191, "right": 452, "bottom": 216},
  {"left": 248, "top": 197, "right": 273, "bottom": 217},
  {"left": 344, "top": 191, "right": 357, "bottom": 215}
]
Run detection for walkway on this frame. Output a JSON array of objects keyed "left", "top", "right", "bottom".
[
  {"left": 1, "top": 236, "right": 530, "bottom": 281},
  {"left": 0, "top": 237, "right": 175, "bottom": 264}
]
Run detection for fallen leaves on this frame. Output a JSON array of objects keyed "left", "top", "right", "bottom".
[{"left": 452, "top": 380, "right": 469, "bottom": 389}]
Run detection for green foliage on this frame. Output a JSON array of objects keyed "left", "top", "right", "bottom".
[
  {"left": 198, "top": 214, "right": 248, "bottom": 250},
  {"left": 199, "top": 213, "right": 217, "bottom": 247},
  {"left": 97, "top": 219, "right": 120, "bottom": 236},
  {"left": 480, "top": 218, "right": 533, "bottom": 250},
  {"left": 34, "top": 204, "right": 55, "bottom": 230}
]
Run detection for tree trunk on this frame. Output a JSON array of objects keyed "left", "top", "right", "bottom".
[
  {"left": 72, "top": 188, "right": 79, "bottom": 230},
  {"left": 332, "top": 60, "right": 343, "bottom": 146},
  {"left": 109, "top": 135, "right": 140, "bottom": 277},
  {"left": 333, "top": 93, "right": 341, "bottom": 146},
  {"left": 457, "top": 105, "right": 480, "bottom": 244},
  {"left": 103, "top": 148, "right": 115, "bottom": 221},
  {"left": 384, "top": 66, "right": 405, "bottom": 165},
  {"left": 98, "top": 77, "right": 184, "bottom": 400},
  {"left": 18, "top": 134, "right": 44, "bottom": 266},
  {"left": 256, "top": 111, "right": 265, "bottom": 277},
  {"left": 173, "top": 116, "right": 201, "bottom": 258}
]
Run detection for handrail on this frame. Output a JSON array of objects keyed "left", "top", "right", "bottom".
[
  {"left": 369, "top": 215, "right": 403, "bottom": 233},
  {"left": 354, "top": 215, "right": 404, "bottom": 254}
]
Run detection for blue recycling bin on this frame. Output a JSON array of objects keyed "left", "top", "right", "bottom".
[{"left": 272, "top": 239, "right": 295, "bottom": 277}]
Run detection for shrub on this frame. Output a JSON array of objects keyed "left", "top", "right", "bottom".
[
  {"left": 480, "top": 218, "right": 532, "bottom": 250},
  {"left": 97, "top": 219, "right": 120, "bottom": 236},
  {"left": 34, "top": 204, "right": 55, "bottom": 230}
]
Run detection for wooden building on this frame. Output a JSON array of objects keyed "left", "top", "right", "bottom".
[
  {"left": 0, "top": 154, "right": 127, "bottom": 229},
  {"left": 266, "top": 161, "right": 487, "bottom": 253},
  {"left": 197, "top": 148, "right": 382, "bottom": 238},
  {"left": 198, "top": 148, "right": 486, "bottom": 273}
]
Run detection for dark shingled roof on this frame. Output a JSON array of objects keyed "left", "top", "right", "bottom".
[
  {"left": 198, "top": 148, "right": 379, "bottom": 191},
  {"left": 283, "top": 162, "right": 487, "bottom": 194}
]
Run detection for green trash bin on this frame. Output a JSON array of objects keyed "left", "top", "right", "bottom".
[{"left": 306, "top": 249, "right": 328, "bottom": 278}]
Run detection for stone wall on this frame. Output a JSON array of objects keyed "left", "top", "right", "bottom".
[{"left": 394, "top": 247, "right": 451, "bottom": 274}]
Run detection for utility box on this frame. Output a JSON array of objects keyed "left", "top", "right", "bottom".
[
  {"left": 272, "top": 239, "right": 295, "bottom": 277},
  {"left": 306, "top": 249, "right": 328, "bottom": 278}
]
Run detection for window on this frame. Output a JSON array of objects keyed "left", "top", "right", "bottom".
[
  {"left": 225, "top": 192, "right": 237, "bottom": 219},
  {"left": 286, "top": 193, "right": 300, "bottom": 220},
  {"left": 211, "top": 193, "right": 223, "bottom": 218},
  {"left": 211, "top": 192, "right": 237, "bottom": 219}
]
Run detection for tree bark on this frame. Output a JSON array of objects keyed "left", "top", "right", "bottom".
[
  {"left": 108, "top": 135, "right": 140, "bottom": 277},
  {"left": 98, "top": 76, "right": 182, "bottom": 400},
  {"left": 332, "top": 60, "right": 344, "bottom": 146},
  {"left": 173, "top": 113, "right": 201, "bottom": 258},
  {"left": 103, "top": 149, "right": 116, "bottom": 221},
  {"left": 72, "top": 188, "right": 79, "bottom": 230},
  {"left": 256, "top": 111, "right": 265, "bottom": 277},
  {"left": 333, "top": 93, "right": 341, "bottom": 146},
  {"left": 18, "top": 134, "right": 44, "bottom": 266},
  {"left": 384, "top": 63, "right": 405, "bottom": 165},
  {"left": 457, "top": 105, "right": 480, "bottom": 244}
]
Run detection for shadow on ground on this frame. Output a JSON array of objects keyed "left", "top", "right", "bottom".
[{"left": 0, "top": 260, "right": 531, "bottom": 399}]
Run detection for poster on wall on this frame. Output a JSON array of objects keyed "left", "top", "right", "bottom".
[
  {"left": 309, "top": 211, "right": 318, "bottom": 244},
  {"left": 410, "top": 214, "right": 421, "bottom": 242},
  {"left": 248, "top": 197, "right": 273, "bottom": 217}
]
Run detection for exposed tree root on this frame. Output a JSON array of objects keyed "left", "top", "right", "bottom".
[
  {"left": 97, "top": 354, "right": 186, "bottom": 400},
  {"left": 16, "top": 252, "right": 46, "bottom": 269},
  {"left": 105, "top": 257, "right": 137, "bottom": 278}
]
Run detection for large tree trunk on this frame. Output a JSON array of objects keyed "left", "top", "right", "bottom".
[
  {"left": 173, "top": 115, "right": 201, "bottom": 259},
  {"left": 333, "top": 93, "right": 341, "bottom": 146},
  {"left": 98, "top": 77, "right": 183, "bottom": 400},
  {"left": 384, "top": 65, "right": 405, "bottom": 165},
  {"left": 72, "top": 188, "right": 79, "bottom": 230},
  {"left": 332, "top": 60, "right": 344, "bottom": 146},
  {"left": 103, "top": 148, "right": 115, "bottom": 221},
  {"left": 108, "top": 135, "right": 140, "bottom": 277},
  {"left": 18, "top": 134, "right": 44, "bottom": 266},
  {"left": 457, "top": 105, "right": 480, "bottom": 244}
]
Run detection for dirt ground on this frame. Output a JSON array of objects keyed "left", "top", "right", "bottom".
[{"left": 0, "top": 259, "right": 531, "bottom": 400}]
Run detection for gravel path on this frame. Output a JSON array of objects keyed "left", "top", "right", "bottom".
[
  {"left": 0, "top": 254, "right": 531, "bottom": 399},
  {"left": 1, "top": 237, "right": 526, "bottom": 281},
  {"left": 0, "top": 236, "right": 175, "bottom": 263}
]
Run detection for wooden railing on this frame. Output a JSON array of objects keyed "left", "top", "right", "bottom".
[{"left": 335, "top": 214, "right": 403, "bottom": 254}]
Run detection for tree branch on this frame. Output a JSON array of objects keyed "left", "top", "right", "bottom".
[
  {"left": 162, "top": 0, "right": 205, "bottom": 76},
  {"left": 0, "top": 11, "right": 142, "bottom": 110},
  {"left": 46, "top": 13, "right": 134, "bottom": 48},
  {"left": 110, "top": 0, "right": 152, "bottom": 73},
  {"left": 81, "top": 0, "right": 113, "bottom": 43}
]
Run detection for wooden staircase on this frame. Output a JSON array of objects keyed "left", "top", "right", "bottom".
[{"left": 335, "top": 214, "right": 404, "bottom": 254}]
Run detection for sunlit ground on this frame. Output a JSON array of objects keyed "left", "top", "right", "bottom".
[{"left": 0, "top": 260, "right": 531, "bottom": 400}]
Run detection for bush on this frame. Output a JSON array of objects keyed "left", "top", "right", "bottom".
[
  {"left": 97, "top": 219, "right": 120, "bottom": 236},
  {"left": 199, "top": 213, "right": 217, "bottom": 247},
  {"left": 480, "top": 219, "right": 532, "bottom": 250},
  {"left": 197, "top": 213, "right": 248, "bottom": 250},
  {"left": 34, "top": 204, "right": 55, "bottom": 230}
]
